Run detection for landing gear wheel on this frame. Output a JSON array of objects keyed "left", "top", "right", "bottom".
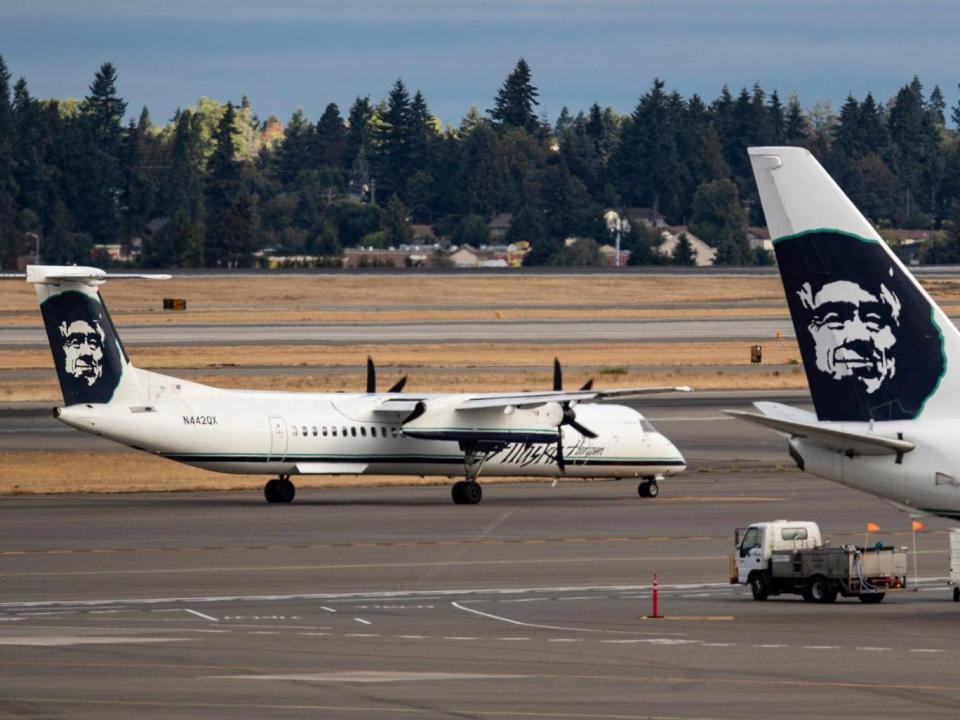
[
  {"left": 638, "top": 480, "right": 659, "bottom": 498},
  {"left": 858, "top": 593, "right": 885, "bottom": 604},
  {"left": 451, "top": 481, "right": 483, "bottom": 505},
  {"left": 750, "top": 573, "right": 770, "bottom": 601},
  {"left": 275, "top": 477, "right": 295, "bottom": 503},
  {"left": 264, "top": 478, "right": 279, "bottom": 503},
  {"left": 264, "top": 477, "right": 295, "bottom": 504}
]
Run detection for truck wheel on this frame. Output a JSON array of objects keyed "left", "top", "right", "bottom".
[
  {"left": 858, "top": 593, "right": 885, "bottom": 604},
  {"left": 750, "top": 573, "right": 770, "bottom": 601},
  {"left": 808, "top": 575, "right": 834, "bottom": 604}
]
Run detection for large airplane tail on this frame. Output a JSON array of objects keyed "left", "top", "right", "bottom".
[
  {"left": 749, "top": 146, "right": 959, "bottom": 422},
  {"left": 27, "top": 266, "right": 167, "bottom": 406}
]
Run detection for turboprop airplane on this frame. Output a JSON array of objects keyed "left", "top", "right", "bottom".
[
  {"left": 729, "top": 145, "right": 960, "bottom": 519},
  {"left": 24, "top": 265, "right": 688, "bottom": 505}
]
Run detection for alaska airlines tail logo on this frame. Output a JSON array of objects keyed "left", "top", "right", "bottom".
[
  {"left": 40, "top": 290, "right": 123, "bottom": 405},
  {"left": 776, "top": 231, "right": 944, "bottom": 421}
]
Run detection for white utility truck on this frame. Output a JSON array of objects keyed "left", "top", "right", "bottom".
[{"left": 731, "top": 520, "right": 908, "bottom": 603}]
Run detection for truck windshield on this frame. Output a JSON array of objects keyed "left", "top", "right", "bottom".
[{"left": 740, "top": 527, "right": 762, "bottom": 553}]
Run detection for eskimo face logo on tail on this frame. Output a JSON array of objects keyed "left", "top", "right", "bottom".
[
  {"left": 41, "top": 290, "right": 123, "bottom": 405},
  {"left": 776, "top": 231, "right": 944, "bottom": 422},
  {"left": 59, "top": 318, "right": 105, "bottom": 386},
  {"left": 798, "top": 279, "right": 901, "bottom": 394}
]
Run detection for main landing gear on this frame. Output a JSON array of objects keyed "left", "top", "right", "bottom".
[
  {"left": 638, "top": 477, "right": 660, "bottom": 498},
  {"left": 264, "top": 476, "right": 296, "bottom": 503},
  {"left": 451, "top": 443, "right": 497, "bottom": 505}
]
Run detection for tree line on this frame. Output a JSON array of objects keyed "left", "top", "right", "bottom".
[{"left": 2, "top": 54, "right": 960, "bottom": 269}]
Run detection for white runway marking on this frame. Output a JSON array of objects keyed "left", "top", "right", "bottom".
[
  {"left": 451, "top": 601, "right": 687, "bottom": 636},
  {"left": 184, "top": 608, "right": 218, "bottom": 622},
  {"left": 212, "top": 671, "right": 530, "bottom": 683},
  {"left": 354, "top": 617, "right": 371, "bottom": 625},
  {"left": 0, "top": 636, "right": 187, "bottom": 647},
  {"left": 320, "top": 606, "right": 336, "bottom": 613}
]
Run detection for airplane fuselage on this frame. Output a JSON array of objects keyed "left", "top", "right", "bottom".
[
  {"left": 56, "top": 390, "right": 686, "bottom": 480},
  {"left": 792, "top": 419, "right": 960, "bottom": 520}
]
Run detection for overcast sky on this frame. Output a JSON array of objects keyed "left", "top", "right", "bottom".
[{"left": 3, "top": 0, "right": 960, "bottom": 128}]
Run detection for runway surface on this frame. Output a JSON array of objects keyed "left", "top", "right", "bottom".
[
  {"left": 0, "top": 317, "right": 801, "bottom": 346},
  {"left": 3, "top": 389, "right": 960, "bottom": 719},
  {"left": 1, "top": 479, "right": 957, "bottom": 719}
]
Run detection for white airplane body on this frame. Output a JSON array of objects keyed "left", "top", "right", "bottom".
[
  {"left": 733, "top": 146, "right": 960, "bottom": 519},
  {"left": 29, "top": 265, "right": 686, "bottom": 504}
]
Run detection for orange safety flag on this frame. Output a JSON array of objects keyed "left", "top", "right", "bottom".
[
  {"left": 866, "top": 522, "right": 881, "bottom": 532},
  {"left": 912, "top": 520, "right": 925, "bottom": 531}
]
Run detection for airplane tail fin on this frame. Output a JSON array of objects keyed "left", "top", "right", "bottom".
[
  {"left": 748, "top": 147, "right": 958, "bottom": 422},
  {"left": 27, "top": 266, "right": 167, "bottom": 406}
]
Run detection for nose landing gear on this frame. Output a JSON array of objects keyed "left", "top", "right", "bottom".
[{"left": 638, "top": 477, "right": 660, "bottom": 498}]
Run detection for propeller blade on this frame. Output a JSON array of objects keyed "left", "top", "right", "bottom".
[
  {"left": 556, "top": 428, "right": 566, "bottom": 473},
  {"left": 567, "top": 418, "right": 599, "bottom": 439},
  {"left": 387, "top": 376, "right": 408, "bottom": 393},
  {"left": 366, "top": 356, "right": 376, "bottom": 393},
  {"left": 553, "top": 357, "right": 563, "bottom": 391},
  {"left": 579, "top": 378, "right": 594, "bottom": 391}
]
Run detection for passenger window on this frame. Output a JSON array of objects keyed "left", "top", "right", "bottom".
[
  {"left": 739, "top": 527, "right": 762, "bottom": 556},
  {"left": 302, "top": 426, "right": 307, "bottom": 437},
  {"left": 322, "top": 426, "right": 328, "bottom": 437},
  {"left": 781, "top": 528, "right": 808, "bottom": 541},
  {"left": 291, "top": 426, "right": 298, "bottom": 437},
  {"left": 391, "top": 426, "right": 398, "bottom": 438},
  {"left": 331, "top": 427, "right": 337, "bottom": 437},
  {"left": 350, "top": 427, "right": 357, "bottom": 437},
  {"left": 360, "top": 427, "right": 367, "bottom": 437},
  {"left": 342, "top": 426, "right": 347, "bottom": 437}
]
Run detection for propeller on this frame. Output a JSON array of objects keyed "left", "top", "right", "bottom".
[
  {"left": 367, "top": 356, "right": 407, "bottom": 394},
  {"left": 551, "top": 357, "right": 599, "bottom": 472}
]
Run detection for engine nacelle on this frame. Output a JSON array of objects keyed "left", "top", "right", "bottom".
[{"left": 403, "top": 397, "right": 562, "bottom": 444}]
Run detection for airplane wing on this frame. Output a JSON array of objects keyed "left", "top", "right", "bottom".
[
  {"left": 724, "top": 406, "right": 915, "bottom": 457},
  {"left": 454, "top": 386, "right": 693, "bottom": 411}
]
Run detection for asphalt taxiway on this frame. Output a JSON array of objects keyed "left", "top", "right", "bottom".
[{"left": 3, "top": 411, "right": 960, "bottom": 718}]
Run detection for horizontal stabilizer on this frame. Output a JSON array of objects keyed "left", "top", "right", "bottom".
[
  {"left": 724, "top": 409, "right": 914, "bottom": 456},
  {"left": 25, "top": 265, "right": 170, "bottom": 285},
  {"left": 295, "top": 462, "right": 368, "bottom": 475}
]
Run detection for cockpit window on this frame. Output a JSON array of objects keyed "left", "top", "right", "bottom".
[{"left": 640, "top": 419, "right": 657, "bottom": 433}]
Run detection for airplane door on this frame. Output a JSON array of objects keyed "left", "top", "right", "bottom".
[{"left": 268, "top": 417, "right": 287, "bottom": 462}]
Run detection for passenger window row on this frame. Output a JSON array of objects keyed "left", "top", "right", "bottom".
[{"left": 289, "top": 424, "right": 401, "bottom": 439}]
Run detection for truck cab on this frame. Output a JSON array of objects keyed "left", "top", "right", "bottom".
[{"left": 735, "top": 520, "right": 823, "bottom": 584}]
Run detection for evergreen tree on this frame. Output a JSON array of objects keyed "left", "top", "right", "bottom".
[
  {"left": 784, "top": 93, "right": 808, "bottom": 143},
  {"left": 929, "top": 84, "right": 946, "bottom": 127},
  {"left": 689, "top": 179, "right": 750, "bottom": 265},
  {"left": 375, "top": 79, "right": 415, "bottom": 198},
  {"left": 505, "top": 206, "right": 546, "bottom": 247},
  {"left": 206, "top": 103, "right": 259, "bottom": 266},
  {"left": 275, "top": 109, "right": 313, "bottom": 185},
  {"left": 767, "top": 89, "right": 785, "bottom": 144},
  {"left": 489, "top": 58, "right": 540, "bottom": 132},
  {"left": 314, "top": 102, "right": 346, "bottom": 170},
  {"left": 0, "top": 55, "right": 18, "bottom": 267},
  {"left": 382, "top": 194, "right": 413, "bottom": 245},
  {"left": 671, "top": 232, "right": 696, "bottom": 265},
  {"left": 152, "top": 109, "right": 206, "bottom": 266},
  {"left": 612, "top": 79, "right": 683, "bottom": 217},
  {"left": 77, "top": 62, "right": 127, "bottom": 245}
]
